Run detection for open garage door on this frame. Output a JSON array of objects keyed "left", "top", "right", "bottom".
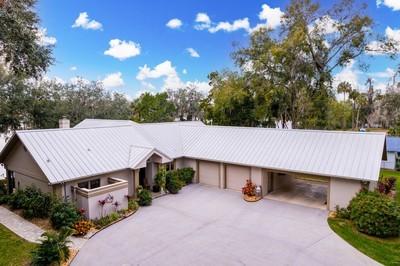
[
  {"left": 199, "top": 161, "right": 219, "bottom": 187},
  {"left": 265, "top": 172, "right": 329, "bottom": 210},
  {"left": 226, "top": 164, "right": 250, "bottom": 191}
]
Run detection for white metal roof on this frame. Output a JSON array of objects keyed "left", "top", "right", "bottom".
[
  {"left": 74, "top": 119, "right": 137, "bottom": 128},
  {"left": 0, "top": 119, "right": 386, "bottom": 183}
]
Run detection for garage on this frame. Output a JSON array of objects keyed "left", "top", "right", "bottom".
[
  {"left": 226, "top": 164, "right": 250, "bottom": 191},
  {"left": 198, "top": 161, "right": 219, "bottom": 187},
  {"left": 264, "top": 172, "right": 329, "bottom": 209}
]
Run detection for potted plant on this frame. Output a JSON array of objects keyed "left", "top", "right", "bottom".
[{"left": 242, "top": 179, "right": 261, "bottom": 202}]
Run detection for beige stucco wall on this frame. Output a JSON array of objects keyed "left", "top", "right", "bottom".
[
  {"left": 198, "top": 161, "right": 220, "bottom": 187},
  {"left": 226, "top": 164, "right": 250, "bottom": 191},
  {"left": 76, "top": 184, "right": 128, "bottom": 220},
  {"left": 65, "top": 169, "right": 131, "bottom": 200},
  {"left": 328, "top": 177, "right": 362, "bottom": 210},
  {"left": 4, "top": 141, "right": 51, "bottom": 193}
]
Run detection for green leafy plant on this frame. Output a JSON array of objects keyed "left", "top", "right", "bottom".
[
  {"left": 31, "top": 227, "right": 72, "bottom": 266},
  {"left": 137, "top": 186, "right": 152, "bottom": 206},
  {"left": 7, "top": 189, "right": 28, "bottom": 209},
  {"left": 93, "top": 212, "right": 121, "bottom": 229},
  {"left": 0, "top": 179, "right": 7, "bottom": 195},
  {"left": 165, "top": 171, "right": 184, "bottom": 194},
  {"left": 348, "top": 191, "right": 400, "bottom": 237},
  {"left": 21, "top": 187, "right": 53, "bottom": 219},
  {"left": 155, "top": 165, "right": 167, "bottom": 192},
  {"left": 50, "top": 200, "right": 81, "bottom": 230},
  {"left": 128, "top": 199, "right": 139, "bottom": 211},
  {"left": 335, "top": 205, "right": 350, "bottom": 219},
  {"left": 177, "top": 167, "right": 195, "bottom": 185}
]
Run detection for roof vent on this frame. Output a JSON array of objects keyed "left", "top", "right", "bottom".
[{"left": 59, "top": 116, "right": 70, "bottom": 129}]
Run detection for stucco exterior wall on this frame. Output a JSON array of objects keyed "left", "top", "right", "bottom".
[
  {"left": 4, "top": 141, "right": 51, "bottom": 193},
  {"left": 76, "top": 184, "right": 128, "bottom": 220},
  {"left": 64, "top": 169, "right": 131, "bottom": 200},
  {"left": 329, "top": 177, "right": 362, "bottom": 210}
]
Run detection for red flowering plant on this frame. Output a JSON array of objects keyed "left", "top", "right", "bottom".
[{"left": 242, "top": 179, "right": 256, "bottom": 197}]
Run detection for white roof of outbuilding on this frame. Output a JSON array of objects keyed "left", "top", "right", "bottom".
[
  {"left": 74, "top": 119, "right": 137, "bottom": 128},
  {"left": 0, "top": 119, "right": 386, "bottom": 183}
]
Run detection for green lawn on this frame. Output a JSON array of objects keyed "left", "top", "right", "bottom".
[
  {"left": 380, "top": 168, "right": 400, "bottom": 203},
  {"left": 328, "top": 218, "right": 400, "bottom": 265},
  {"left": 0, "top": 224, "right": 37, "bottom": 266}
]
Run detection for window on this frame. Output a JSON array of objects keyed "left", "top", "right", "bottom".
[
  {"left": 90, "top": 179, "right": 100, "bottom": 189},
  {"left": 78, "top": 181, "right": 89, "bottom": 189},
  {"left": 78, "top": 178, "right": 100, "bottom": 189}
]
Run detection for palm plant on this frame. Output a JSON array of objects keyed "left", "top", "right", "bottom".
[{"left": 31, "top": 227, "right": 72, "bottom": 266}]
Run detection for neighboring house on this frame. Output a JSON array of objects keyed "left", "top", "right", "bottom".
[
  {"left": 0, "top": 118, "right": 386, "bottom": 218},
  {"left": 381, "top": 136, "right": 400, "bottom": 170}
]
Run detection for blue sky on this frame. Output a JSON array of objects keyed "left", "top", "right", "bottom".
[{"left": 36, "top": 0, "right": 400, "bottom": 98}]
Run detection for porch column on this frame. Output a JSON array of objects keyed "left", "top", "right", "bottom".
[
  {"left": 134, "top": 169, "right": 140, "bottom": 197},
  {"left": 219, "top": 162, "right": 226, "bottom": 189}
]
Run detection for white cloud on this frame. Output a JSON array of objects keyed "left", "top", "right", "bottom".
[
  {"left": 256, "top": 4, "right": 284, "bottom": 30},
  {"left": 136, "top": 60, "right": 210, "bottom": 92},
  {"left": 308, "top": 16, "right": 338, "bottom": 35},
  {"left": 36, "top": 28, "right": 57, "bottom": 46},
  {"left": 166, "top": 18, "right": 183, "bottom": 29},
  {"left": 70, "top": 66, "right": 77, "bottom": 71},
  {"left": 377, "top": 0, "right": 400, "bottom": 11},
  {"left": 194, "top": 12, "right": 211, "bottom": 30},
  {"left": 186, "top": 48, "right": 200, "bottom": 57},
  {"left": 209, "top": 18, "right": 251, "bottom": 33},
  {"left": 369, "top": 68, "right": 395, "bottom": 79},
  {"left": 333, "top": 60, "right": 360, "bottom": 91},
  {"left": 367, "top": 26, "right": 400, "bottom": 55},
  {"left": 72, "top": 12, "right": 103, "bottom": 30},
  {"left": 102, "top": 72, "right": 124, "bottom": 88},
  {"left": 182, "top": 69, "right": 187, "bottom": 74},
  {"left": 104, "top": 39, "right": 141, "bottom": 60},
  {"left": 136, "top": 60, "right": 183, "bottom": 89}
]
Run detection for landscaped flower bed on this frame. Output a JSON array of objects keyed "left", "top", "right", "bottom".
[{"left": 242, "top": 179, "right": 262, "bottom": 202}]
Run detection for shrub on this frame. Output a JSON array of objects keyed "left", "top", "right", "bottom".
[
  {"left": 177, "top": 168, "right": 195, "bottom": 185},
  {"left": 335, "top": 205, "right": 350, "bottom": 219},
  {"left": 155, "top": 166, "right": 167, "bottom": 191},
  {"left": 349, "top": 191, "right": 400, "bottom": 237},
  {"left": 377, "top": 177, "right": 396, "bottom": 195},
  {"left": 31, "top": 227, "right": 72, "bottom": 266},
  {"left": 0, "top": 194, "right": 9, "bottom": 205},
  {"left": 21, "top": 187, "right": 53, "bottom": 219},
  {"left": 50, "top": 200, "right": 81, "bottom": 230},
  {"left": 137, "top": 186, "right": 152, "bottom": 206},
  {"left": 8, "top": 189, "right": 27, "bottom": 209},
  {"left": 93, "top": 212, "right": 121, "bottom": 229},
  {"left": 165, "top": 171, "right": 184, "bottom": 194},
  {"left": 73, "top": 220, "right": 94, "bottom": 236},
  {"left": 128, "top": 199, "right": 139, "bottom": 211},
  {"left": 0, "top": 179, "right": 7, "bottom": 195}
]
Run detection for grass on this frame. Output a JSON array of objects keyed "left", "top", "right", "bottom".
[
  {"left": 380, "top": 168, "right": 400, "bottom": 203},
  {"left": 0, "top": 224, "right": 37, "bottom": 266},
  {"left": 328, "top": 218, "right": 400, "bottom": 265}
]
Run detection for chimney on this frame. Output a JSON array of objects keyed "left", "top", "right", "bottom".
[{"left": 59, "top": 116, "right": 70, "bottom": 129}]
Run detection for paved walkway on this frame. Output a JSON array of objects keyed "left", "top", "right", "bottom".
[
  {"left": 73, "top": 184, "right": 378, "bottom": 266},
  {"left": 0, "top": 206, "right": 86, "bottom": 249}
]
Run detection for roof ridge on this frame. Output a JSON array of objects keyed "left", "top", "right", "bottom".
[{"left": 16, "top": 124, "right": 136, "bottom": 133}]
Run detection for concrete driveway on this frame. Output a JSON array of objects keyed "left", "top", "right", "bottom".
[{"left": 73, "top": 184, "right": 378, "bottom": 266}]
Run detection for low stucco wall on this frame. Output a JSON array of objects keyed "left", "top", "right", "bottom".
[
  {"left": 328, "top": 177, "right": 362, "bottom": 210},
  {"left": 75, "top": 179, "right": 128, "bottom": 220}
]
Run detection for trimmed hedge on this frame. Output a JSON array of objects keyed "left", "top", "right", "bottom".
[
  {"left": 7, "top": 187, "right": 53, "bottom": 219},
  {"left": 348, "top": 191, "right": 400, "bottom": 237}
]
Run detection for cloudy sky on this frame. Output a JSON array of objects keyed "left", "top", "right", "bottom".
[{"left": 37, "top": 0, "right": 400, "bottom": 97}]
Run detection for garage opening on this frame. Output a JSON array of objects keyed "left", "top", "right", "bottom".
[{"left": 264, "top": 172, "right": 329, "bottom": 210}]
